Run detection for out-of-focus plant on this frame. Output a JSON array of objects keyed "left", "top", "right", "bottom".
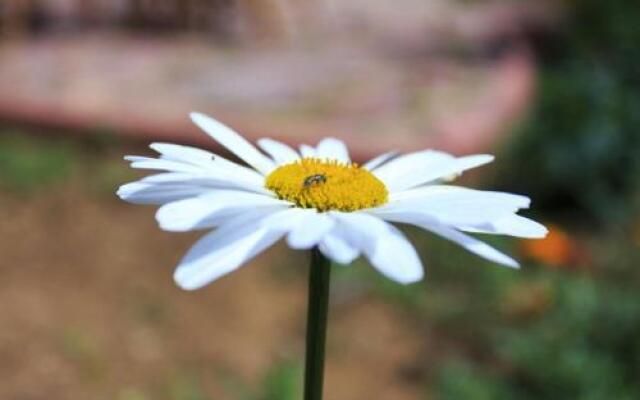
[
  {"left": 497, "top": 0, "right": 640, "bottom": 227},
  {"left": 0, "top": 131, "right": 78, "bottom": 193},
  {"left": 435, "top": 264, "right": 640, "bottom": 400},
  {"left": 260, "top": 360, "right": 301, "bottom": 400},
  {"left": 337, "top": 226, "right": 640, "bottom": 399}
]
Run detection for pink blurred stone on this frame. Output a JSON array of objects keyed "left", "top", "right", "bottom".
[{"left": 0, "top": 1, "right": 550, "bottom": 160}]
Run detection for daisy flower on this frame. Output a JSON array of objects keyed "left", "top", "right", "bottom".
[{"left": 117, "top": 113, "right": 547, "bottom": 290}]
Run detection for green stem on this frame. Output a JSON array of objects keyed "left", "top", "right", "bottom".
[{"left": 304, "top": 248, "right": 332, "bottom": 400}]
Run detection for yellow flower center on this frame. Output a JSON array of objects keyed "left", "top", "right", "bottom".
[{"left": 265, "top": 158, "right": 388, "bottom": 212}]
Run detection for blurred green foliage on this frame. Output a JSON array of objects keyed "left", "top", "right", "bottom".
[
  {"left": 0, "top": 131, "right": 79, "bottom": 193},
  {"left": 498, "top": 0, "right": 640, "bottom": 227},
  {"left": 59, "top": 327, "right": 106, "bottom": 382},
  {"left": 259, "top": 360, "right": 301, "bottom": 400},
  {"left": 218, "top": 360, "right": 301, "bottom": 400},
  {"left": 0, "top": 128, "right": 137, "bottom": 196},
  {"left": 165, "top": 371, "right": 208, "bottom": 400},
  {"left": 435, "top": 266, "right": 640, "bottom": 400},
  {"left": 336, "top": 224, "right": 640, "bottom": 399}
]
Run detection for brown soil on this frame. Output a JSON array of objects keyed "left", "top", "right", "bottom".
[{"left": 0, "top": 174, "right": 429, "bottom": 399}]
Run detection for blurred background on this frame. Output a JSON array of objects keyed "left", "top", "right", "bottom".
[{"left": 1, "top": 0, "right": 639, "bottom": 399}]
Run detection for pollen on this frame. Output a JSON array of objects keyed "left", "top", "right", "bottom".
[{"left": 265, "top": 158, "right": 388, "bottom": 212}]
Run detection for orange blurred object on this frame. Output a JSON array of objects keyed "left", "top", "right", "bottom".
[{"left": 520, "top": 224, "right": 581, "bottom": 267}]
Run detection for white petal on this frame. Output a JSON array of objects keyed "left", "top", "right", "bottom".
[
  {"left": 117, "top": 182, "right": 211, "bottom": 204},
  {"left": 123, "top": 155, "right": 150, "bottom": 162},
  {"left": 461, "top": 215, "right": 548, "bottom": 239},
  {"left": 315, "top": 138, "right": 350, "bottom": 163},
  {"left": 393, "top": 154, "right": 493, "bottom": 192},
  {"left": 286, "top": 212, "right": 335, "bottom": 249},
  {"left": 139, "top": 171, "right": 270, "bottom": 195},
  {"left": 127, "top": 146, "right": 266, "bottom": 193},
  {"left": 426, "top": 224, "right": 519, "bottom": 268},
  {"left": 190, "top": 112, "right": 276, "bottom": 175},
  {"left": 150, "top": 142, "right": 265, "bottom": 183},
  {"left": 375, "top": 211, "right": 519, "bottom": 268},
  {"left": 318, "top": 232, "right": 359, "bottom": 265},
  {"left": 127, "top": 157, "right": 203, "bottom": 174},
  {"left": 257, "top": 138, "right": 300, "bottom": 165},
  {"left": 372, "top": 150, "right": 452, "bottom": 185},
  {"left": 373, "top": 150, "right": 494, "bottom": 191},
  {"left": 332, "top": 212, "right": 424, "bottom": 284},
  {"left": 300, "top": 144, "right": 316, "bottom": 158},
  {"left": 124, "top": 146, "right": 269, "bottom": 194},
  {"left": 258, "top": 207, "right": 310, "bottom": 232},
  {"left": 156, "top": 190, "right": 290, "bottom": 232},
  {"left": 390, "top": 185, "right": 530, "bottom": 208},
  {"left": 378, "top": 185, "right": 530, "bottom": 226},
  {"left": 149, "top": 142, "right": 219, "bottom": 166},
  {"left": 257, "top": 208, "right": 335, "bottom": 250},
  {"left": 370, "top": 224, "right": 424, "bottom": 284},
  {"left": 174, "top": 210, "right": 286, "bottom": 290},
  {"left": 363, "top": 151, "right": 398, "bottom": 171}
]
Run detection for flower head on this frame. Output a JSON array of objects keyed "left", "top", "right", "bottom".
[
  {"left": 265, "top": 158, "right": 388, "bottom": 211},
  {"left": 117, "top": 113, "right": 547, "bottom": 290}
]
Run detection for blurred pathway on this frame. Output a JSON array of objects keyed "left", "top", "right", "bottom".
[{"left": 0, "top": 33, "right": 534, "bottom": 159}]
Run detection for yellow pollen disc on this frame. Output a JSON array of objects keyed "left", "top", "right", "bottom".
[{"left": 265, "top": 158, "right": 388, "bottom": 212}]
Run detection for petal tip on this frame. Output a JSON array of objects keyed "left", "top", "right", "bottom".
[
  {"left": 115, "top": 187, "right": 127, "bottom": 199},
  {"left": 173, "top": 270, "right": 204, "bottom": 291},
  {"left": 535, "top": 225, "right": 550, "bottom": 238},
  {"left": 474, "top": 154, "right": 495, "bottom": 164},
  {"left": 189, "top": 111, "right": 206, "bottom": 120},
  {"left": 189, "top": 112, "right": 214, "bottom": 128},
  {"left": 505, "top": 259, "right": 521, "bottom": 269},
  {"left": 395, "top": 273, "right": 424, "bottom": 285}
]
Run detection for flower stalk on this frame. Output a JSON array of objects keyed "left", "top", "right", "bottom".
[{"left": 304, "top": 248, "right": 332, "bottom": 400}]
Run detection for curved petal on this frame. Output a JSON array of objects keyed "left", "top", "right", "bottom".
[
  {"left": 117, "top": 182, "right": 211, "bottom": 205},
  {"left": 127, "top": 157, "right": 203, "bottom": 174},
  {"left": 139, "top": 171, "right": 269, "bottom": 195},
  {"left": 390, "top": 185, "right": 530, "bottom": 208},
  {"left": 331, "top": 212, "right": 424, "bottom": 284},
  {"left": 286, "top": 211, "right": 335, "bottom": 249},
  {"left": 460, "top": 214, "right": 548, "bottom": 239},
  {"left": 318, "top": 232, "right": 359, "bottom": 265},
  {"left": 190, "top": 112, "right": 276, "bottom": 175},
  {"left": 127, "top": 144, "right": 267, "bottom": 195},
  {"left": 371, "top": 224, "right": 424, "bottom": 284},
  {"left": 389, "top": 154, "right": 493, "bottom": 190},
  {"left": 123, "top": 156, "right": 150, "bottom": 162},
  {"left": 374, "top": 211, "right": 519, "bottom": 268},
  {"left": 379, "top": 185, "right": 530, "bottom": 227},
  {"left": 174, "top": 209, "right": 288, "bottom": 290},
  {"left": 258, "top": 207, "right": 310, "bottom": 232},
  {"left": 149, "top": 142, "right": 265, "bottom": 183},
  {"left": 373, "top": 150, "right": 494, "bottom": 191},
  {"left": 300, "top": 144, "right": 316, "bottom": 158},
  {"left": 315, "top": 138, "right": 350, "bottom": 163},
  {"left": 156, "top": 190, "right": 290, "bottom": 232},
  {"left": 254, "top": 207, "right": 336, "bottom": 250},
  {"left": 426, "top": 224, "right": 519, "bottom": 268},
  {"left": 363, "top": 151, "right": 398, "bottom": 171},
  {"left": 257, "top": 138, "right": 300, "bottom": 165},
  {"left": 372, "top": 150, "right": 452, "bottom": 185}
]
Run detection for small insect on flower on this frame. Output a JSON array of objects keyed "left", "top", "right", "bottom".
[
  {"left": 303, "top": 174, "right": 327, "bottom": 188},
  {"left": 117, "top": 112, "right": 548, "bottom": 290}
]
